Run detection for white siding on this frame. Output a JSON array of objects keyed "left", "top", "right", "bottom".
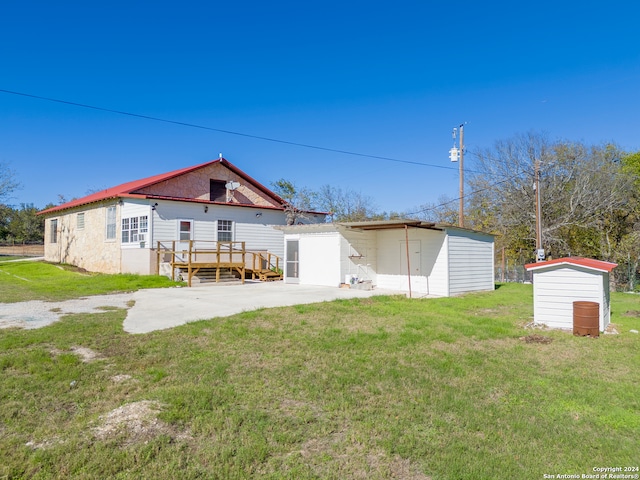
[
  {"left": 375, "top": 229, "right": 449, "bottom": 296},
  {"left": 533, "top": 266, "right": 609, "bottom": 331},
  {"left": 602, "top": 273, "right": 611, "bottom": 328},
  {"left": 447, "top": 229, "right": 494, "bottom": 295},
  {"left": 236, "top": 223, "right": 284, "bottom": 258},
  {"left": 121, "top": 200, "right": 153, "bottom": 251},
  {"left": 151, "top": 200, "right": 288, "bottom": 258},
  {"left": 121, "top": 248, "right": 155, "bottom": 275},
  {"left": 122, "top": 200, "right": 152, "bottom": 219},
  {"left": 298, "top": 233, "right": 342, "bottom": 287},
  {"left": 339, "top": 230, "right": 377, "bottom": 285},
  {"left": 280, "top": 225, "right": 494, "bottom": 297}
]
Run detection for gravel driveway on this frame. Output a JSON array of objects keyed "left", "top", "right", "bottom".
[{"left": 0, "top": 293, "right": 135, "bottom": 330}]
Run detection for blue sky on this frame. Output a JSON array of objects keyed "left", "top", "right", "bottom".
[{"left": 1, "top": 1, "right": 639, "bottom": 214}]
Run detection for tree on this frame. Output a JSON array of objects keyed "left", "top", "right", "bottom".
[
  {"left": 414, "top": 194, "right": 460, "bottom": 225},
  {"left": 271, "top": 179, "right": 317, "bottom": 225},
  {"left": 6, "top": 204, "right": 44, "bottom": 242},
  {"left": 0, "top": 162, "right": 20, "bottom": 203},
  {"left": 314, "top": 185, "right": 381, "bottom": 222},
  {"left": 611, "top": 150, "right": 640, "bottom": 288},
  {"left": 467, "top": 132, "right": 636, "bottom": 263},
  {"left": 0, "top": 203, "right": 12, "bottom": 240},
  {"left": 271, "top": 179, "right": 386, "bottom": 223}
]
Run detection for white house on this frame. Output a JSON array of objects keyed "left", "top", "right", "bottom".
[
  {"left": 524, "top": 257, "right": 617, "bottom": 332},
  {"left": 39, "top": 158, "right": 326, "bottom": 276},
  {"left": 279, "top": 220, "right": 495, "bottom": 297}
]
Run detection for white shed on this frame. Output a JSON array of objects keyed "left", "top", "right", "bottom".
[
  {"left": 524, "top": 257, "right": 617, "bottom": 332},
  {"left": 279, "top": 220, "right": 495, "bottom": 297}
]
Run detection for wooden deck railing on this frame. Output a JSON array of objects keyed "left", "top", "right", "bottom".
[
  {"left": 248, "top": 251, "right": 282, "bottom": 281},
  {"left": 155, "top": 240, "right": 282, "bottom": 286}
]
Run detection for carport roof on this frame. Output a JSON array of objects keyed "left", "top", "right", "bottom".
[
  {"left": 338, "top": 220, "right": 440, "bottom": 230},
  {"left": 277, "top": 219, "right": 493, "bottom": 235}
]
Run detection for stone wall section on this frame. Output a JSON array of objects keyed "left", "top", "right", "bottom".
[
  {"left": 43, "top": 203, "right": 122, "bottom": 274},
  {"left": 135, "top": 163, "right": 281, "bottom": 208}
]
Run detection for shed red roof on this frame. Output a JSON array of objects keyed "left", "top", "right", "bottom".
[
  {"left": 39, "top": 158, "right": 286, "bottom": 215},
  {"left": 524, "top": 257, "right": 617, "bottom": 272}
]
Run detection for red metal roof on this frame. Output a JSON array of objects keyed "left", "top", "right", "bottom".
[
  {"left": 525, "top": 257, "right": 617, "bottom": 272},
  {"left": 39, "top": 158, "right": 287, "bottom": 215}
]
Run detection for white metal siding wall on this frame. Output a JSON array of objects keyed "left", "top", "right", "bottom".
[
  {"left": 602, "top": 273, "right": 611, "bottom": 328},
  {"left": 299, "top": 233, "right": 341, "bottom": 287},
  {"left": 424, "top": 230, "right": 448, "bottom": 297},
  {"left": 375, "top": 229, "right": 449, "bottom": 296},
  {"left": 121, "top": 201, "right": 152, "bottom": 249},
  {"left": 339, "top": 230, "right": 377, "bottom": 285},
  {"left": 152, "top": 202, "right": 188, "bottom": 243},
  {"left": 532, "top": 266, "right": 607, "bottom": 330},
  {"left": 121, "top": 201, "right": 151, "bottom": 220},
  {"left": 236, "top": 223, "right": 285, "bottom": 258},
  {"left": 151, "top": 201, "right": 287, "bottom": 257},
  {"left": 121, "top": 249, "right": 154, "bottom": 275},
  {"left": 447, "top": 230, "right": 494, "bottom": 295}
]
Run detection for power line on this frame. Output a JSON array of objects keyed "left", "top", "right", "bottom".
[
  {"left": 405, "top": 176, "right": 515, "bottom": 216},
  {"left": 0, "top": 88, "right": 474, "bottom": 173}
]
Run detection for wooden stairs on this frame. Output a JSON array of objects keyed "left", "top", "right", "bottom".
[
  {"left": 255, "top": 269, "right": 283, "bottom": 282},
  {"left": 190, "top": 268, "right": 242, "bottom": 285}
]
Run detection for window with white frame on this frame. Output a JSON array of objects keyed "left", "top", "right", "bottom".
[
  {"left": 106, "top": 206, "right": 117, "bottom": 240},
  {"left": 77, "top": 212, "right": 85, "bottom": 230},
  {"left": 122, "top": 215, "right": 148, "bottom": 243},
  {"left": 217, "top": 220, "right": 233, "bottom": 241},
  {"left": 50, "top": 219, "right": 58, "bottom": 244}
]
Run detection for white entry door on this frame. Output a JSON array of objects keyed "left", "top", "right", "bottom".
[
  {"left": 285, "top": 240, "right": 300, "bottom": 283},
  {"left": 400, "top": 240, "right": 421, "bottom": 276},
  {"left": 176, "top": 219, "right": 193, "bottom": 262}
]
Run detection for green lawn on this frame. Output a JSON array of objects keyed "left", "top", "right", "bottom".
[
  {"left": 0, "top": 260, "right": 182, "bottom": 302},
  {"left": 0, "top": 276, "right": 639, "bottom": 479}
]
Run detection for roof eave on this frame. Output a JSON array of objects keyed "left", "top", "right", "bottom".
[{"left": 525, "top": 258, "right": 618, "bottom": 273}]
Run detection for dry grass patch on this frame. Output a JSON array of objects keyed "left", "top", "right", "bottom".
[
  {"left": 279, "top": 398, "right": 323, "bottom": 419},
  {"left": 520, "top": 334, "right": 553, "bottom": 344},
  {"left": 110, "top": 374, "right": 134, "bottom": 383},
  {"left": 92, "top": 400, "right": 190, "bottom": 445},
  {"left": 25, "top": 436, "right": 65, "bottom": 451},
  {"left": 70, "top": 345, "right": 103, "bottom": 362},
  {"left": 48, "top": 345, "right": 104, "bottom": 363},
  {"left": 293, "top": 429, "right": 430, "bottom": 480}
]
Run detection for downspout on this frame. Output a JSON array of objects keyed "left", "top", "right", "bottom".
[{"left": 405, "top": 224, "right": 412, "bottom": 299}]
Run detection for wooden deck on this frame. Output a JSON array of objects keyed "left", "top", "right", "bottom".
[{"left": 155, "top": 240, "right": 282, "bottom": 286}]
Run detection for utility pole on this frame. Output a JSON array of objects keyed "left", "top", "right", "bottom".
[
  {"left": 458, "top": 124, "right": 465, "bottom": 228},
  {"left": 449, "top": 124, "right": 465, "bottom": 228},
  {"left": 534, "top": 159, "right": 544, "bottom": 262}
]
